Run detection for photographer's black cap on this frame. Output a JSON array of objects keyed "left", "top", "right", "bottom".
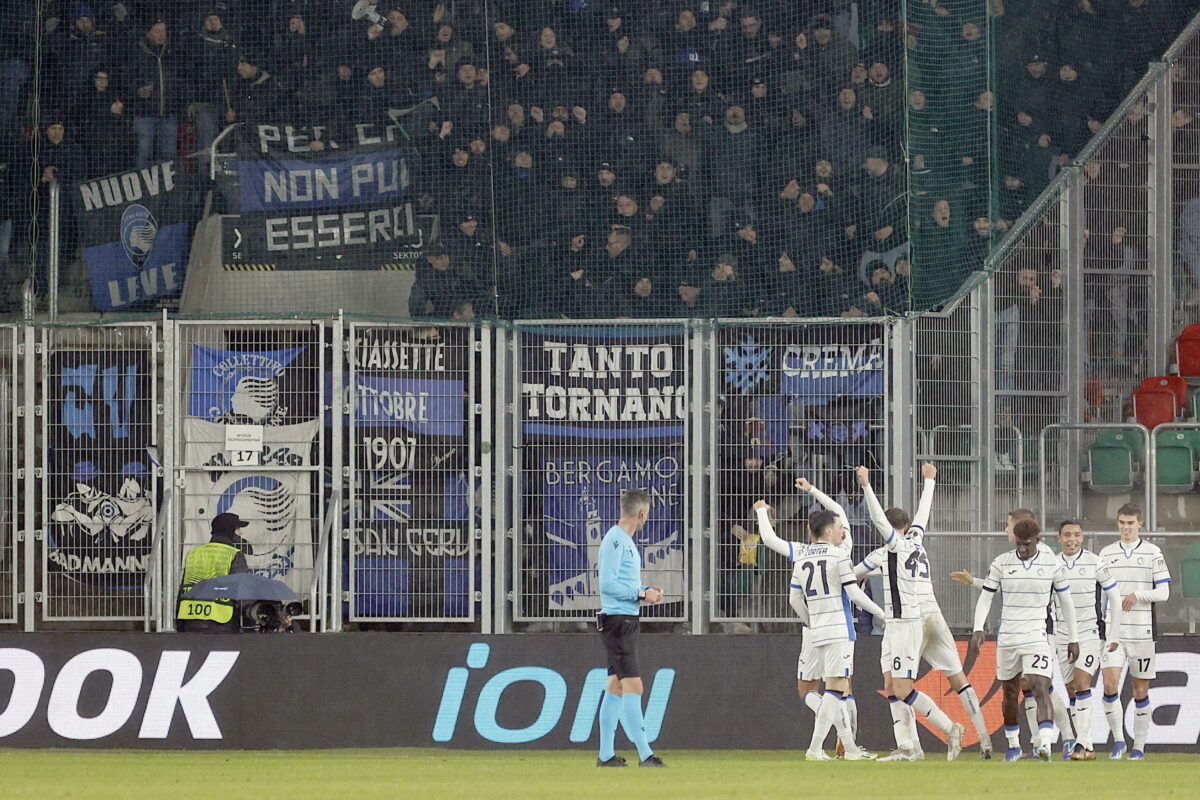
[{"left": 211, "top": 512, "right": 245, "bottom": 536}]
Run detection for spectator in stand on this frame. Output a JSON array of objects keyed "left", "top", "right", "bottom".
[
  {"left": 495, "top": 150, "right": 547, "bottom": 250},
  {"left": 643, "top": 159, "right": 697, "bottom": 265},
  {"left": 587, "top": 227, "right": 639, "bottom": 310},
  {"left": 125, "top": 18, "right": 186, "bottom": 167},
  {"left": 680, "top": 68, "right": 724, "bottom": 124},
  {"left": 409, "top": 243, "right": 478, "bottom": 317},
  {"left": 658, "top": 110, "right": 701, "bottom": 186},
  {"left": 444, "top": 61, "right": 489, "bottom": 139},
  {"left": 700, "top": 253, "right": 746, "bottom": 317},
  {"left": 434, "top": 139, "right": 489, "bottom": 222},
  {"left": 276, "top": 13, "right": 321, "bottom": 120},
  {"left": 57, "top": 5, "right": 113, "bottom": 104},
  {"left": 817, "top": 87, "right": 870, "bottom": 175},
  {"left": 851, "top": 147, "right": 907, "bottom": 283},
  {"left": 1049, "top": 62, "right": 1100, "bottom": 159},
  {"left": 74, "top": 68, "right": 132, "bottom": 178},
  {"left": 717, "top": 8, "right": 779, "bottom": 95},
  {"left": 192, "top": 10, "right": 238, "bottom": 154},
  {"left": 863, "top": 59, "right": 903, "bottom": 144},
  {"left": 0, "top": 132, "right": 28, "bottom": 300},
  {"left": 803, "top": 13, "right": 857, "bottom": 97},
  {"left": 702, "top": 104, "right": 759, "bottom": 237},
  {"left": 624, "top": 275, "right": 668, "bottom": 318},
  {"left": 36, "top": 116, "right": 83, "bottom": 296},
  {"left": 225, "top": 53, "right": 280, "bottom": 129}
]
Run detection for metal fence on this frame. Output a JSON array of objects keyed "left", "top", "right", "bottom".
[
  {"left": 711, "top": 321, "right": 890, "bottom": 623},
  {"left": 0, "top": 316, "right": 1199, "bottom": 632}
]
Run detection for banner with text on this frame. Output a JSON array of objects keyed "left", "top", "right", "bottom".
[
  {"left": 542, "top": 451, "right": 685, "bottom": 611},
  {"left": 75, "top": 161, "right": 202, "bottom": 310},
  {"left": 520, "top": 326, "right": 687, "bottom": 442},
  {"left": 345, "top": 326, "right": 472, "bottom": 618},
  {"left": 220, "top": 121, "right": 429, "bottom": 271}
]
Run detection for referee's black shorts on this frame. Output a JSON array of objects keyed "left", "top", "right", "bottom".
[{"left": 598, "top": 613, "right": 640, "bottom": 679}]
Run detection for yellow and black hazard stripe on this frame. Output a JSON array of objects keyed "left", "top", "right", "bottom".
[
  {"left": 379, "top": 263, "right": 417, "bottom": 271},
  {"left": 224, "top": 263, "right": 277, "bottom": 271}
]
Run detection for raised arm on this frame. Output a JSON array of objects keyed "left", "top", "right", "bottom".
[
  {"left": 754, "top": 501, "right": 805, "bottom": 560},
  {"left": 796, "top": 477, "right": 852, "bottom": 552},
  {"left": 909, "top": 463, "right": 937, "bottom": 537},
  {"left": 854, "top": 466, "right": 896, "bottom": 544}
]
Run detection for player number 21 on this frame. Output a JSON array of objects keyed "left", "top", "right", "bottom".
[{"left": 801, "top": 561, "right": 830, "bottom": 597}]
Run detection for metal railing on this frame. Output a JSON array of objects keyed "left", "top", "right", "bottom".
[{"left": 1039, "top": 423, "right": 1154, "bottom": 530}]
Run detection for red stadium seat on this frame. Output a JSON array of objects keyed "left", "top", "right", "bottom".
[
  {"left": 1133, "top": 386, "right": 1178, "bottom": 429},
  {"left": 1176, "top": 325, "right": 1200, "bottom": 378},
  {"left": 1138, "top": 376, "right": 1188, "bottom": 408}
]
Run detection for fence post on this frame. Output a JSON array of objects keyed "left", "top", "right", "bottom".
[
  {"left": 48, "top": 181, "right": 59, "bottom": 322},
  {"left": 1149, "top": 63, "right": 1175, "bottom": 370},
  {"left": 329, "top": 312, "right": 344, "bottom": 631},
  {"left": 21, "top": 324, "right": 36, "bottom": 631}
]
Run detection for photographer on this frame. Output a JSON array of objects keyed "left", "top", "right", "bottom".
[{"left": 177, "top": 512, "right": 252, "bottom": 633}]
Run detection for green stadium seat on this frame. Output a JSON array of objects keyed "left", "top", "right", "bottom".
[
  {"left": 1085, "top": 431, "right": 1142, "bottom": 494},
  {"left": 1155, "top": 429, "right": 1200, "bottom": 493}
]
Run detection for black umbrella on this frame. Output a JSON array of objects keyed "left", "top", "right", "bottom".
[{"left": 187, "top": 573, "right": 299, "bottom": 603}]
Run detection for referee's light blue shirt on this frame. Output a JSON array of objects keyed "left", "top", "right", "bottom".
[{"left": 598, "top": 524, "right": 644, "bottom": 616}]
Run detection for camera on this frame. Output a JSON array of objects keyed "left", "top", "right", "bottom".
[{"left": 242, "top": 600, "right": 304, "bottom": 633}]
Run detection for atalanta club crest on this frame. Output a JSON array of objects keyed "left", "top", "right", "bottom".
[{"left": 120, "top": 204, "right": 158, "bottom": 266}]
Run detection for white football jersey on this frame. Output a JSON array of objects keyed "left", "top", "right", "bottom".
[
  {"left": 981, "top": 548, "right": 1070, "bottom": 647},
  {"left": 791, "top": 542, "right": 858, "bottom": 647},
  {"left": 1055, "top": 550, "right": 1115, "bottom": 644},
  {"left": 860, "top": 536, "right": 926, "bottom": 621},
  {"left": 1098, "top": 539, "right": 1171, "bottom": 642}
]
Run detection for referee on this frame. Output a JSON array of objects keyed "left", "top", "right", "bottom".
[{"left": 595, "top": 488, "right": 667, "bottom": 768}]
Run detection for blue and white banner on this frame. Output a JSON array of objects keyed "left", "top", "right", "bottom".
[
  {"left": 187, "top": 344, "right": 313, "bottom": 428},
  {"left": 542, "top": 452, "right": 685, "bottom": 611},
  {"left": 237, "top": 150, "right": 412, "bottom": 213},
  {"left": 183, "top": 418, "right": 319, "bottom": 592},
  {"left": 720, "top": 324, "right": 885, "bottom": 406},
  {"left": 75, "top": 161, "right": 200, "bottom": 310},
  {"left": 46, "top": 350, "right": 156, "bottom": 586},
  {"left": 520, "top": 326, "right": 687, "bottom": 442}
]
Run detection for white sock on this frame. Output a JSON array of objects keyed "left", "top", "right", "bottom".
[
  {"left": 1052, "top": 690, "right": 1073, "bottom": 741},
  {"left": 906, "top": 690, "right": 953, "bottom": 735},
  {"left": 958, "top": 684, "right": 989, "bottom": 740},
  {"left": 1004, "top": 724, "right": 1021, "bottom": 750},
  {"left": 1038, "top": 720, "right": 1055, "bottom": 749},
  {"left": 809, "top": 692, "right": 841, "bottom": 753},
  {"left": 1074, "top": 690, "right": 1094, "bottom": 750},
  {"left": 888, "top": 696, "right": 914, "bottom": 751},
  {"left": 804, "top": 690, "right": 822, "bottom": 715},
  {"left": 1104, "top": 693, "right": 1124, "bottom": 744},
  {"left": 1133, "top": 697, "right": 1151, "bottom": 752},
  {"left": 1023, "top": 692, "right": 1038, "bottom": 739},
  {"left": 846, "top": 694, "right": 859, "bottom": 739}
]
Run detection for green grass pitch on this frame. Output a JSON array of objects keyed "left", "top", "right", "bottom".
[{"left": 2, "top": 749, "right": 1197, "bottom": 799}]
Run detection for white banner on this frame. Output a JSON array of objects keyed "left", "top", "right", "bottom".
[{"left": 183, "top": 418, "right": 319, "bottom": 592}]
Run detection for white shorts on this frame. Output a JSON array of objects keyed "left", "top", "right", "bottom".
[
  {"left": 920, "top": 613, "right": 964, "bottom": 675},
  {"left": 799, "top": 639, "right": 855, "bottom": 679},
  {"left": 1100, "top": 640, "right": 1157, "bottom": 679},
  {"left": 1057, "top": 639, "right": 1102, "bottom": 683},
  {"left": 881, "top": 618, "right": 922, "bottom": 679},
  {"left": 996, "top": 638, "right": 1055, "bottom": 681},
  {"left": 797, "top": 638, "right": 817, "bottom": 680}
]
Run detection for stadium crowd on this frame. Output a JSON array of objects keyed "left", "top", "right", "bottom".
[{"left": 0, "top": 1, "right": 1189, "bottom": 316}]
